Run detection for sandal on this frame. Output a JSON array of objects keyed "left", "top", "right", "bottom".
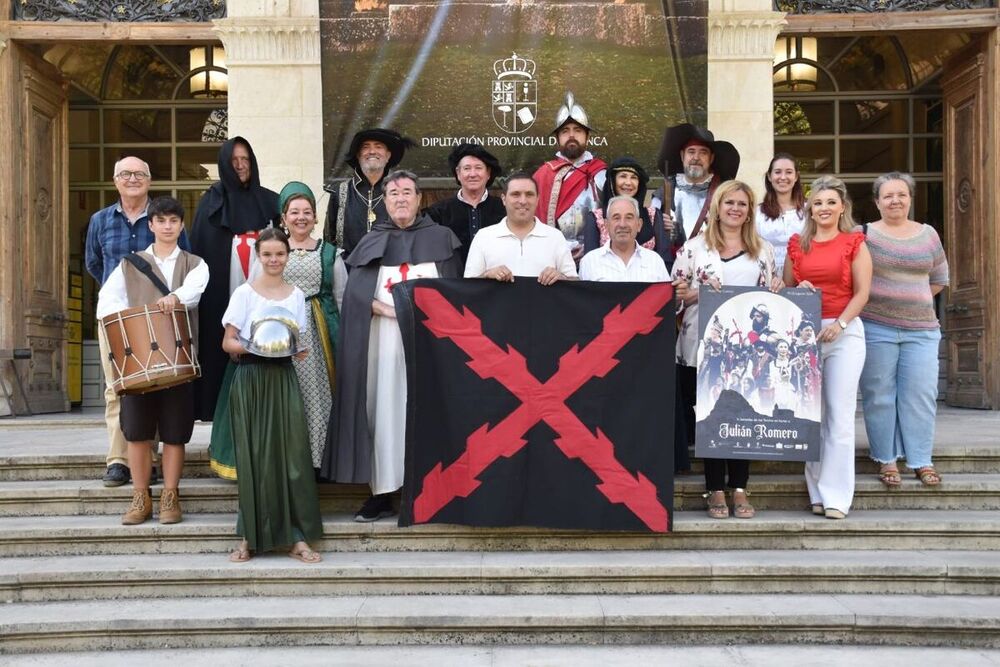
[
  {"left": 229, "top": 541, "right": 252, "bottom": 563},
  {"left": 878, "top": 464, "right": 902, "bottom": 488},
  {"left": 810, "top": 503, "right": 824, "bottom": 515},
  {"left": 288, "top": 542, "right": 322, "bottom": 564},
  {"left": 731, "top": 488, "right": 755, "bottom": 519},
  {"left": 915, "top": 467, "right": 942, "bottom": 486},
  {"left": 703, "top": 490, "right": 729, "bottom": 519}
]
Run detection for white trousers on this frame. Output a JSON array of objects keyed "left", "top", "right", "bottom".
[{"left": 805, "top": 318, "right": 865, "bottom": 514}]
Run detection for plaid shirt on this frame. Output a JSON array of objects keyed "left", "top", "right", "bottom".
[{"left": 84, "top": 200, "right": 191, "bottom": 285}]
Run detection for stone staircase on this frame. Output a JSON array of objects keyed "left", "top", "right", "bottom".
[{"left": 2, "top": 410, "right": 1000, "bottom": 661}]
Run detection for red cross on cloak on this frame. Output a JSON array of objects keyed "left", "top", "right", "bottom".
[{"left": 385, "top": 262, "right": 410, "bottom": 291}]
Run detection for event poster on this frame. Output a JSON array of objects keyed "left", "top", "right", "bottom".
[
  {"left": 695, "top": 286, "right": 823, "bottom": 462},
  {"left": 319, "top": 0, "right": 707, "bottom": 181}
]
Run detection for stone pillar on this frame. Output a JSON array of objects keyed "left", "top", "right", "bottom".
[
  {"left": 708, "top": 0, "right": 786, "bottom": 196},
  {"left": 213, "top": 1, "right": 327, "bottom": 223}
]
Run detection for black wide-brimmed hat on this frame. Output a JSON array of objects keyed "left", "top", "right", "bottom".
[
  {"left": 657, "top": 123, "right": 740, "bottom": 182},
  {"left": 447, "top": 142, "right": 503, "bottom": 189},
  {"left": 344, "top": 128, "right": 415, "bottom": 171}
]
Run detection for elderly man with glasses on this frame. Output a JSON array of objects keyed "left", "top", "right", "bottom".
[{"left": 85, "top": 156, "right": 190, "bottom": 487}]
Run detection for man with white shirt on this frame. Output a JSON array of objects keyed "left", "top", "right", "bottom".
[
  {"left": 96, "top": 196, "right": 208, "bottom": 526},
  {"left": 579, "top": 196, "right": 669, "bottom": 283},
  {"left": 464, "top": 171, "right": 577, "bottom": 284}
]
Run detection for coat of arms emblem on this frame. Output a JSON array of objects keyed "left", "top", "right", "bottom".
[{"left": 492, "top": 53, "right": 536, "bottom": 134}]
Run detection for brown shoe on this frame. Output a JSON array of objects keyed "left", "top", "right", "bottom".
[
  {"left": 122, "top": 488, "right": 152, "bottom": 525},
  {"left": 159, "top": 488, "right": 183, "bottom": 524}
]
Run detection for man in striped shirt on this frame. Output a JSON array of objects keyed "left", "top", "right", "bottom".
[{"left": 579, "top": 196, "right": 669, "bottom": 283}]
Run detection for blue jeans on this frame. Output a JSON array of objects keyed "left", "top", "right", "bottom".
[{"left": 859, "top": 320, "right": 941, "bottom": 469}]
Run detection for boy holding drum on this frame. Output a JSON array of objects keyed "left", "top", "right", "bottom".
[{"left": 96, "top": 196, "right": 209, "bottom": 525}]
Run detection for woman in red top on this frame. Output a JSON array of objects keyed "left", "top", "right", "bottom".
[{"left": 784, "top": 175, "right": 871, "bottom": 519}]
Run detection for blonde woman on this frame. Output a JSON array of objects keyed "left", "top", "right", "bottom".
[
  {"left": 784, "top": 175, "right": 872, "bottom": 520},
  {"left": 671, "top": 180, "right": 782, "bottom": 519}
]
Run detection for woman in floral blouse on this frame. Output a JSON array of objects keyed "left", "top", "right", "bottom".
[{"left": 671, "top": 180, "right": 783, "bottom": 519}]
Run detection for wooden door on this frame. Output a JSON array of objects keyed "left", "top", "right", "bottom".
[
  {"left": 941, "top": 37, "right": 998, "bottom": 409},
  {"left": 0, "top": 45, "right": 69, "bottom": 414}
]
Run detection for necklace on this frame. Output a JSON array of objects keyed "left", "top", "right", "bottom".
[{"left": 354, "top": 177, "right": 383, "bottom": 231}]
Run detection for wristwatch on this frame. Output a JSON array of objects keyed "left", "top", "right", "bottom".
[{"left": 837, "top": 318, "right": 848, "bottom": 330}]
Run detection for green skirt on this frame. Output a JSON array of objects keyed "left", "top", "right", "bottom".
[
  {"left": 208, "top": 362, "right": 238, "bottom": 480},
  {"left": 229, "top": 361, "right": 323, "bottom": 552}
]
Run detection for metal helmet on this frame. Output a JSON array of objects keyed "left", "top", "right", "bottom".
[
  {"left": 552, "top": 91, "right": 594, "bottom": 135},
  {"left": 243, "top": 306, "right": 301, "bottom": 358}
]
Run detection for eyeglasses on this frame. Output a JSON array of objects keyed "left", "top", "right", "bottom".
[{"left": 115, "top": 171, "right": 150, "bottom": 181}]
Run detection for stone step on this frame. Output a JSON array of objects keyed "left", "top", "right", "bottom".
[
  {"left": 1, "top": 510, "right": 998, "bottom": 556},
  {"left": 8, "top": 645, "right": 1000, "bottom": 667},
  {"left": 3, "top": 593, "right": 1000, "bottom": 653},
  {"left": 0, "top": 473, "right": 996, "bottom": 517},
  {"left": 3, "top": 443, "right": 997, "bottom": 482},
  {"left": 2, "top": 550, "right": 998, "bottom": 603}
]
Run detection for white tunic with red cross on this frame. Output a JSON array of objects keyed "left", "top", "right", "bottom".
[{"left": 368, "top": 262, "right": 439, "bottom": 494}]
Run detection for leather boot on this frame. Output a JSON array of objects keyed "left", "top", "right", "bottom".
[
  {"left": 158, "top": 488, "right": 183, "bottom": 524},
  {"left": 122, "top": 488, "right": 152, "bottom": 525}
]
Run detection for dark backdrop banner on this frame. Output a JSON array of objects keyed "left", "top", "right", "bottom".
[
  {"left": 392, "top": 278, "right": 675, "bottom": 532},
  {"left": 695, "top": 286, "right": 823, "bottom": 463},
  {"left": 319, "top": 0, "right": 708, "bottom": 180}
]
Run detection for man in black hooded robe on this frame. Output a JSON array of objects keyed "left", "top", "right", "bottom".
[
  {"left": 190, "top": 137, "right": 279, "bottom": 421},
  {"left": 321, "top": 170, "right": 461, "bottom": 522},
  {"left": 323, "top": 128, "right": 414, "bottom": 257}
]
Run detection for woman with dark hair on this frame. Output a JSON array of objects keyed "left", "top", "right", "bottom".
[
  {"left": 583, "top": 157, "right": 682, "bottom": 269},
  {"left": 784, "top": 175, "right": 871, "bottom": 520},
  {"left": 755, "top": 153, "right": 805, "bottom": 275},
  {"left": 222, "top": 227, "right": 323, "bottom": 564}
]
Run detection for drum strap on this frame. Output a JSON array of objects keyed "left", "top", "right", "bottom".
[{"left": 123, "top": 254, "right": 171, "bottom": 297}]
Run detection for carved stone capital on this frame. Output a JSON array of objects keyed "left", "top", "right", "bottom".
[
  {"left": 709, "top": 11, "right": 787, "bottom": 60},
  {"left": 213, "top": 17, "right": 320, "bottom": 66}
]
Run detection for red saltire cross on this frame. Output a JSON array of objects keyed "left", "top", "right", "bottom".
[{"left": 411, "top": 283, "right": 672, "bottom": 532}]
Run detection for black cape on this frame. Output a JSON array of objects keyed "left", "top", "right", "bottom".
[
  {"left": 190, "top": 137, "right": 279, "bottom": 421},
  {"left": 321, "top": 215, "right": 462, "bottom": 483},
  {"left": 423, "top": 193, "right": 506, "bottom": 268}
]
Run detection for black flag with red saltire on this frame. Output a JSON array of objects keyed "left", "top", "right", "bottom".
[{"left": 392, "top": 279, "right": 676, "bottom": 533}]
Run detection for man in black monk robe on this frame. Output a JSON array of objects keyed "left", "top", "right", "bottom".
[
  {"left": 190, "top": 137, "right": 278, "bottom": 422},
  {"left": 321, "top": 170, "right": 461, "bottom": 522}
]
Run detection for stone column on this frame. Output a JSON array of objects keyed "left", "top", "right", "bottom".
[
  {"left": 213, "top": 1, "right": 326, "bottom": 222},
  {"left": 708, "top": 0, "right": 786, "bottom": 196}
]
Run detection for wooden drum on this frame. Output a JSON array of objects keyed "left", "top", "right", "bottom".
[{"left": 100, "top": 305, "right": 200, "bottom": 395}]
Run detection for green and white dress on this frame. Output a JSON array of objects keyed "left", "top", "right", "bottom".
[
  {"left": 283, "top": 239, "right": 344, "bottom": 468},
  {"left": 221, "top": 283, "right": 323, "bottom": 552}
]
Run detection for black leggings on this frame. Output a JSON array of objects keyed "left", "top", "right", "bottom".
[{"left": 704, "top": 458, "right": 750, "bottom": 491}]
